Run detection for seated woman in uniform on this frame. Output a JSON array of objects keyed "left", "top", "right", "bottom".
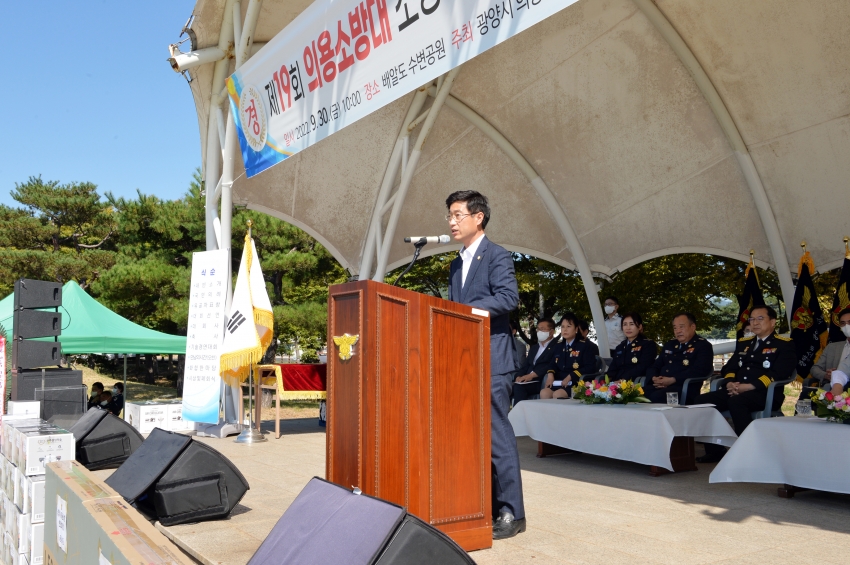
[
  {"left": 605, "top": 312, "right": 657, "bottom": 383},
  {"left": 540, "top": 313, "right": 598, "bottom": 399}
]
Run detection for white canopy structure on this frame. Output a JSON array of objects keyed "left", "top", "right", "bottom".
[{"left": 172, "top": 0, "right": 850, "bottom": 355}]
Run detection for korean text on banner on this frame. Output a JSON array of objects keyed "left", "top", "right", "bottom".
[
  {"left": 182, "top": 249, "right": 229, "bottom": 424},
  {"left": 226, "top": 0, "right": 580, "bottom": 177}
]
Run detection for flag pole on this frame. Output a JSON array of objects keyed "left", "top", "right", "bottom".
[{"left": 235, "top": 219, "right": 267, "bottom": 444}]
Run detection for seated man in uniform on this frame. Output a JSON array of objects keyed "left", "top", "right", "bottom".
[
  {"left": 606, "top": 312, "right": 658, "bottom": 383},
  {"left": 540, "top": 313, "right": 598, "bottom": 399},
  {"left": 643, "top": 312, "right": 713, "bottom": 404},
  {"left": 512, "top": 318, "right": 558, "bottom": 404},
  {"left": 695, "top": 305, "right": 796, "bottom": 462}
]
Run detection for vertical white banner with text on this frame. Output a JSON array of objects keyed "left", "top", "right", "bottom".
[{"left": 182, "top": 250, "right": 229, "bottom": 424}]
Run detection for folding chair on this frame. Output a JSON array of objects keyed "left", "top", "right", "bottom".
[
  {"left": 709, "top": 371, "right": 796, "bottom": 419},
  {"left": 681, "top": 370, "right": 715, "bottom": 405}
]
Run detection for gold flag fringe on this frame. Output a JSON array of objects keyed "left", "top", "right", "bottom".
[
  {"left": 797, "top": 251, "right": 815, "bottom": 279},
  {"left": 254, "top": 308, "right": 274, "bottom": 351}
]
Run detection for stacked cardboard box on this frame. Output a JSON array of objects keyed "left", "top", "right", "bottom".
[
  {"left": 43, "top": 461, "right": 194, "bottom": 565},
  {"left": 124, "top": 401, "right": 194, "bottom": 434},
  {"left": 0, "top": 415, "right": 73, "bottom": 565}
]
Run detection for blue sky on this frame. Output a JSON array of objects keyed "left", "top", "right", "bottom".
[{"left": 0, "top": 1, "right": 200, "bottom": 207}]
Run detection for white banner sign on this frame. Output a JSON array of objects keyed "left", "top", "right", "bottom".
[
  {"left": 182, "top": 249, "right": 229, "bottom": 424},
  {"left": 227, "top": 0, "right": 579, "bottom": 177}
]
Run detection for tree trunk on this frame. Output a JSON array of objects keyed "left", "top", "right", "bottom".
[{"left": 142, "top": 355, "right": 156, "bottom": 385}]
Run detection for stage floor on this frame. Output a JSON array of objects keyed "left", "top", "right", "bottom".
[{"left": 152, "top": 417, "right": 850, "bottom": 565}]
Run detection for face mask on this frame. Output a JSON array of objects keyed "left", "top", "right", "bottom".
[
  {"left": 113, "top": 388, "right": 119, "bottom": 395},
  {"left": 743, "top": 330, "right": 755, "bottom": 339},
  {"left": 604, "top": 305, "right": 615, "bottom": 315},
  {"left": 100, "top": 401, "right": 108, "bottom": 406},
  {"left": 536, "top": 331, "right": 550, "bottom": 342},
  {"left": 842, "top": 325, "right": 850, "bottom": 338}
]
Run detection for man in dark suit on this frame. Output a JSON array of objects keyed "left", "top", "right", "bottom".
[
  {"left": 512, "top": 318, "right": 557, "bottom": 404},
  {"left": 695, "top": 305, "right": 796, "bottom": 462},
  {"left": 446, "top": 190, "right": 525, "bottom": 540}
]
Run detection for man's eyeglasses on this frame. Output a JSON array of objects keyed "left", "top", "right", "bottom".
[
  {"left": 445, "top": 212, "right": 471, "bottom": 223},
  {"left": 749, "top": 316, "right": 767, "bottom": 323},
  {"left": 839, "top": 321, "right": 850, "bottom": 327}
]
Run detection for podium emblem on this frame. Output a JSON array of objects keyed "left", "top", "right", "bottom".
[{"left": 333, "top": 333, "right": 360, "bottom": 361}]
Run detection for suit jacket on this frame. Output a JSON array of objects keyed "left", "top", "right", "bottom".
[
  {"left": 606, "top": 337, "right": 658, "bottom": 382},
  {"left": 646, "top": 334, "right": 714, "bottom": 386},
  {"left": 520, "top": 339, "right": 559, "bottom": 381},
  {"left": 719, "top": 333, "right": 796, "bottom": 391},
  {"left": 449, "top": 235, "right": 519, "bottom": 375},
  {"left": 548, "top": 338, "right": 597, "bottom": 384},
  {"left": 810, "top": 340, "right": 850, "bottom": 383}
]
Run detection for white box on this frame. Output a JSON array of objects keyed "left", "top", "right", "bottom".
[
  {"left": 2, "top": 460, "right": 17, "bottom": 503},
  {"left": 18, "top": 429, "right": 73, "bottom": 476},
  {"left": 166, "top": 402, "right": 194, "bottom": 431},
  {"left": 5, "top": 404, "right": 40, "bottom": 418},
  {"left": 20, "top": 478, "right": 44, "bottom": 525},
  {"left": 0, "top": 418, "right": 41, "bottom": 460},
  {"left": 123, "top": 402, "right": 168, "bottom": 434},
  {"left": 25, "top": 522, "right": 41, "bottom": 565},
  {"left": 5, "top": 501, "right": 28, "bottom": 554}
]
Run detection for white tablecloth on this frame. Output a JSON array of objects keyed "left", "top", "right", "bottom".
[
  {"left": 508, "top": 399, "right": 737, "bottom": 471},
  {"left": 710, "top": 416, "right": 850, "bottom": 493}
]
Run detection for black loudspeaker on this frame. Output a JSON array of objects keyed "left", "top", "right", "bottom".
[
  {"left": 12, "top": 278, "right": 64, "bottom": 372},
  {"left": 69, "top": 408, "right": 144, "bottom": 470},
  {"left": 13, "top": 342, "right": 62, "bottom": 372},
  {"left": 15, "top": 279, "right": 61, "bottom": 309},
  {"left": 106, "top": 428, "right": 249, "bottom": 526},
  {"left": 247, "top": 477, "right": 475, "bottom": 565},
  {"left": 12, "top": 368, "right": 82, "bottom": 401},
  {"left": 14, "top": 310, "right": 61, "bottom": 339}
]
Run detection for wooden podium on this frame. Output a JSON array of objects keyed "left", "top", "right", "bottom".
[{"left": 326, "top": 280, "right": 492, "bottom": 551}]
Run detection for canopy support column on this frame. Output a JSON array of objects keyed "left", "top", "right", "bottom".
[
  {"left": 371, "top": 68, "right": 461, "bottom": 280},
  {"left": 633, "top": 0, "right": 794, "bottom": 322},
  {"left": 204, "top": 0, "right": 237, "bottom": 251},
  {"left": 358, "top": 80, "right": 444, "bottom": 280},
  {"left": 430, "top": 90, "right": 610, "bottom": 356}
]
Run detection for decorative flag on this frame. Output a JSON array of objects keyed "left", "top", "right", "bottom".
[
  {"left": 790, "top": 251, "right": 828, "bottom": 380},
  {"left": 828, "top": 239, "right": 850, "bottom": 343},
  {"left": 220, "top": 230, "right": 274, "bottom": 383},
  {"left": 735, "top": 256, "right": 766, "bottom": 338}
]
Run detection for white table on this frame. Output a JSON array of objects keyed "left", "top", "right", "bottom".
[
  {"left": 509, "top": 399, "right": 737, "bottom": 473},
  {"left": 710, "top": 416, "right": 850, "bottom": 496}
]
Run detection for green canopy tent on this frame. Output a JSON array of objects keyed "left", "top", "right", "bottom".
[{"left": 0, "top": 281, "right": 186, "bottom": 407}]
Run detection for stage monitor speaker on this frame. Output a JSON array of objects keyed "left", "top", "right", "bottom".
[
  {"left": 12, "top": 341, "right": 61, "bottom": 371},
  {"left": 69, "top": 408, "right": 145, "bottom": 470},
  {"left": 106, "top": 428, "right": 249, "bottom": 526},
  {"left": 247, "top": 478, "right": 476, "bottom": 565},
  {"left": 12, "top": 368, "right": 82, "bottom": 401},
  {"left": 14, "top": 310, "right": 62, "bottom": 339},
  {"left": 35, "top": 384, "right": 87, "bottom": 422},
  {"left": 14, "top": 279, "right": 61, "bottom": 309}
]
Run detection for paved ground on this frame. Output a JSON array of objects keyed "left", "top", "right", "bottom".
[{"left": 158, "top": 418, "right": 850, "bottom": 565}]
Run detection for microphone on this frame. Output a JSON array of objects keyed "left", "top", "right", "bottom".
[{"left": 403, "top": 235, "right": 451, "bottom": 244}]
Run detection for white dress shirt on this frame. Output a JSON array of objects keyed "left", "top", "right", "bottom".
[
  {"left": 829, "top": 340, "right": 850, "bottom": 388},
  {"left": 460, "top": 233, "right": 485, "bottom": 287},
  {"left": 532, "top": 338, "right": 552, "bottom": 365},
  {"left": 604, "top": 314, "right": 625, "bottom": 347}
]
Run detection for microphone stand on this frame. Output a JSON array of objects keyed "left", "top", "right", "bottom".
[{"left": 393, "top": 238, "right": 428, "bottom": 287}]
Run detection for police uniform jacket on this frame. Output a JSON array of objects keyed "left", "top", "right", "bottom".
[
  {"left": 645, "top": 335, "right": 714, "bottom": 385},
  {"left": 607, "top": 337, "right": 658, "bottom": 382},
  {"left": 548, "top": 338, "right": 598, "bottom": 384},
  {"left": 720, "top": 332, "right": 796, "bottom": 391}
]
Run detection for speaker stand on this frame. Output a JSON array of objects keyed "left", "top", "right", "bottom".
[{"left": 235, "top": 367, "right": 267, "bottom": 443}]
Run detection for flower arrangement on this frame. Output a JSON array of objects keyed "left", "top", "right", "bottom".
[
  {"left": 810, "top": 389, "right": 850, "bottom": 423},
  {"left": 572, "top": 377, "right": 649, "bottom": 405}
]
